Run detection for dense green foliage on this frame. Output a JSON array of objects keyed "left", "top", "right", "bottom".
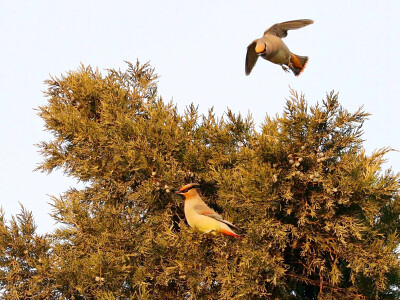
[{"left": 1, "top": 62, "right": 400, "bottom": 299}]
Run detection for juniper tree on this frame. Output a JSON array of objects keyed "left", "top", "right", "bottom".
[
  {"left": 1, "top": 61, "right": 399, "bottom": 299},
  {"left": 0, "top": 207, "right": 55, "bottom": 298}
]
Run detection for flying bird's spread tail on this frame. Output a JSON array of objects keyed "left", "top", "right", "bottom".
[{"left": 289, "top": 54, "right": 309, "bottom": 76}]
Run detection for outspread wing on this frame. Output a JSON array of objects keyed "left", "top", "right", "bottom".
[
  {"left": 264, "top": 19, "right": 314, "bottom": 38},
  {"left": 193, "top": 203, "right": 239, "bottom": 230},
  {"left": 245, "top": 40, "right": 259, "bottom": 75}
]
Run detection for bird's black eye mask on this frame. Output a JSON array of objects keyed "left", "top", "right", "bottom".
[{"left": 180, "top": 187, "right": 194, "bottom": 193}]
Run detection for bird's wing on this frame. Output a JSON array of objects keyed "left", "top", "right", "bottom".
[
  {"left": 245, "top": 40, "right": 259, "bottom": 75},
  {"left": 264, "top": 19, "right": 314, "bottom": 38},
  {"left": 193, "top": 203, "right": 223, "bottom": 220},
  {"left": 193, "top": 203, "right": 239, "bottom": 229}
]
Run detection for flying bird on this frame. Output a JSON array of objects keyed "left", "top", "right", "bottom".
[
  {"left": 175, "top": 183, "right": 242, "bottom": 238},
  {"left": 245, "top": 19, "right": 314, "bottom": 76}
]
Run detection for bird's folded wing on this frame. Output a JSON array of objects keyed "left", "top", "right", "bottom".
[
  {"left": 193, "top": 203, "right": 239, "bottom": 229},
  {"left": 264, "top": 19, "right": 314, "bottom": 38},
  {"left": 193, "top": 203, "right": 223, "bottom": 220}
]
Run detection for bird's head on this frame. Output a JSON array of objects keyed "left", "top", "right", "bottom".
[
  {"left": 255, "top": 41, "right": 266, "bottom": 54},
  {"left": 175, "top": 183, "right": 200, "bottom": 199}
]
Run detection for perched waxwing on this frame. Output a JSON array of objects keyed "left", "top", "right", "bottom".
[
  {"left": 245, "top": 19, "right": 314, "bottom": 76},
  {"left": 175, "top": 183, "right": 242, "bottom": 238}
]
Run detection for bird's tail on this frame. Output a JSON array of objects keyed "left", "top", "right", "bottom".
[
  {"left": 221, "top": 228, "right": 243, "bottom": 239},
  {"left": 289, "top": 54, "right": 308, "bottom": 76}
]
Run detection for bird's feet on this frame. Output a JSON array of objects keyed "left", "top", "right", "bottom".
[
  {"left": 287, "top": 56, "right": 294, "bottom": 69},
  {"left": 282, "top": 65, "right": 290, "bottom": 73}
]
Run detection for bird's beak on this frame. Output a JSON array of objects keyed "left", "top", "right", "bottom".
[{"left": 175, "top": 190, "right": 183, "bottom": 195}]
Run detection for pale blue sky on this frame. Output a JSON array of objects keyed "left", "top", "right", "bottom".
[{"left": 1, "top": 1, "right": 399, "bottom": 233}]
